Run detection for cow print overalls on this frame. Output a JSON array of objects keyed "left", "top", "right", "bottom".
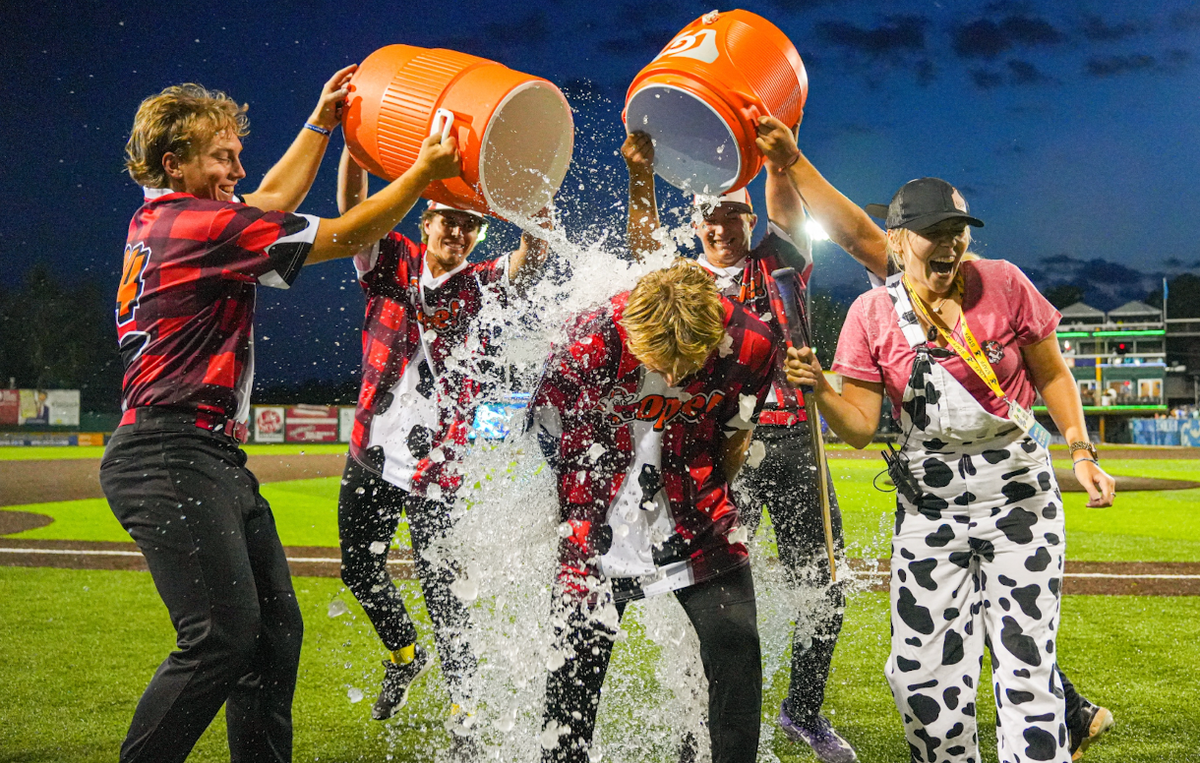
[{"left": 884, "top": 276, "right": 1069, "bottom": 763}]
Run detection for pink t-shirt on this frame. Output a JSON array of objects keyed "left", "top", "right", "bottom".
[{"left": 831, "top": 259, "right": 1061, "bottom": 419}]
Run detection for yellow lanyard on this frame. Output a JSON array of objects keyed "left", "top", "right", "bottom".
[{"left": 903, "top": 274, "right": 1008, "bottom": 403}]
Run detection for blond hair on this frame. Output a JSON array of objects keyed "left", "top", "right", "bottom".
[
  {"left": 622, "top": 259, "right": 726, "bottom": 373},
  {"left": 125, "top": 84, "right": 249, "bottom": 188},
  {"left": 420, "top": 208, "right": 438, "bottom": 244}
]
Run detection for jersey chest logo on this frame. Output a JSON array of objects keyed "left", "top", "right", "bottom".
[
  {"left": 416, "top": 297, "right": 467, "bottom": 332},
  {"left": 605, "top": 390, "right": 725, "bottom": 432},
  {"left": 116, "top": 242, "right": 151, "bottom": 326}
]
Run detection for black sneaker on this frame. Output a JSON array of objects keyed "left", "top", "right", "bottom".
[
  {"left": 371, "top": 644, "right": 433, "bottom": 721},
  {"left": 778, "top": 702, "right": 858, "bottom": 763},
  {"left": 1069, "top": 701, "right": 1114, "bottom": 761}
]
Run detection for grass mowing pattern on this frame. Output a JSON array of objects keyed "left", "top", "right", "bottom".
[
  {"left": 4, "top": 457, "right": 1199, "bottom": 561},
  {"left": 2, "top": 567, "right": 1197, "bottom": 762}
]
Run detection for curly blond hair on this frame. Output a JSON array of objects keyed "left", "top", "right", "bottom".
[
  {"left": 622, "top": 259, "right": 726, "bottom": 374},
  {"left": 124, "top": 84, "right": 249, "bottom": 188}
]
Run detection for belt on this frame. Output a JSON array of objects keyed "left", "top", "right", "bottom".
[
  {"left": 757, "top": 408, "right": 808, "bottom": 427},
  {"left": 119, "top": 407, "right": 250, "bottom": 444}
]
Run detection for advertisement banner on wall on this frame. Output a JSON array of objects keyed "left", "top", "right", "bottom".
[
  {"left": 0, "top": 390, "right": 18, "bottom": 426},
  {"left": 19, "top": 389, "right": 80, "bottom": 426},
  {"left": 254, "top": 407, "right": 286, "bottom": 443},
  {"left": 285, "top": 405, "right": 338, "bottom": 443},
  {"left": 339, "top": 406, "right": 356, "bottom": 443}
]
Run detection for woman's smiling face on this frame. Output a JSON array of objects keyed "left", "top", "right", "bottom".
[{"left": 896, "top": 218, "right": 972, "bottom": 294}]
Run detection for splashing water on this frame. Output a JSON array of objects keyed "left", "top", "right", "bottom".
[{"left": 335, "top": 86, "right": 889, "bottom": 762}]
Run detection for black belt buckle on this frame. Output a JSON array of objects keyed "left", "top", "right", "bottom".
[{"left": 882, "top": 442, "right": 924, "bottom": 505}]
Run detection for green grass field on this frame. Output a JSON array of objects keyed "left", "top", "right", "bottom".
[
  {"left": 2, "top": 569, "right": 1197, "bottom": 762},
  {"left": 1, "top": 446, "right": 1198, "bottom": 761},
  {"left": 5, "top": 454, "right": 1197, "bottom": 561}
]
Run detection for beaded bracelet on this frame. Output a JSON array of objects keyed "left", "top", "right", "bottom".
[{"left": 304, "top": 122, "right": 332, "bottom": 137}]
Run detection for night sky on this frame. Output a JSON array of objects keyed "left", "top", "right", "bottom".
[{"left": 4, "top": 0, "right": 1199, "bottom": 388}]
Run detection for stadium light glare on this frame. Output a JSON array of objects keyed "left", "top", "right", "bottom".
[{"left": 805, "top": 218, "right": 830, "bottom": 242}]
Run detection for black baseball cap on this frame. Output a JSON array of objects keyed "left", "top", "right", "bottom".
[{"left": 864, "top": 178, "right": 984, "bottom": 231}]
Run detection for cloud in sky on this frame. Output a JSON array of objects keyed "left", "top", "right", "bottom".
[
  {"left": 1085, "top": 49, "right": 1191, "bottom": 77},
  {"left": 808, "top": 15, "right": 936, "bottom": 86},
  {"left": 1081, "top": 14, "right": 1151, "bottom": 41},
  {"left": 952, "top": 15, "right": 1066, "bottom": 59},
  {"left": 1168, "top": 8, "right": 1200, "bottom": 30},
  {"left": 815, "top": 15, "right": 927, "bottom": 56},
  {"left": 969, "top": 59, "right": 1054, "bottom": 89}
]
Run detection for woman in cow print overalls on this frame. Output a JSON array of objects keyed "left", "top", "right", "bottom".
[{"left": 785, "top": 177, "right": 1115, "bottom": 763}]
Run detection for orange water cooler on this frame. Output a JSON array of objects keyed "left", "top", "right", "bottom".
[
  {"left": 343, "top": 45, "right": 574, "bottom": 220},
  {"left": 624, "top": 10, "right": 807, "bottom": 195}
]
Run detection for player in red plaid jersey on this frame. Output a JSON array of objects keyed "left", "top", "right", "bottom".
[
  {"left": 622, "top": 122, "right": 889, "bottom": 763},
  {"left": 100, "top": 76, "right": 465, "bottom": 763},
  {"left": 527, "top": 260, "right": 775, "bottom": 763},
  {"left": 334, "top": 147, "right": 550, "bottom": 726}
]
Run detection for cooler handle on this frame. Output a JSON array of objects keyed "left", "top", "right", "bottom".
[
  {"left": 739, "top": 104, "right": 763, "bottom": 126},
  {"left": 430, "top": 108, "right": 455, "bottom": 141}
]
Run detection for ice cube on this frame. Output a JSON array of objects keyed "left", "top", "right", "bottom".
[
  {"left": 450, "top": 574, "right": 479, "bottom": 602},
  {"left": 717, "top": 333, "right": 734, "bottom": 357},
  {"left": 747, "top": 440, "right": 766, "bottom": 468},
  {"left": 369, "top": 541, "right": 388, "bottom": 555},
  {"left": 328, "top": 599, "right": 349, "bottom": 618},
  {"left": 347, "top": 687, "right": 364, "bottom": 703},
  {"left": 738, "top": 393, "right": 757, "bottom": 422}
]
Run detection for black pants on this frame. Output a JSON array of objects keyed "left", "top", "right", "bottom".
[
  {"left": 337, "top": 457, "right": 475, "bottom": 699},
  {"left": 736, "top": 422, "right": 844, "bottom": 725},
  {"left": 543, "top": 564, "right": 762, "bottom": 763},
  {"left": 100, "top": 424, "right": 302, "bottom": 763}
]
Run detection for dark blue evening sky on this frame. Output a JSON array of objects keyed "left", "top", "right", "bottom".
[{"left": 3, "top": 0, "right": 1198, "bottom": 385}]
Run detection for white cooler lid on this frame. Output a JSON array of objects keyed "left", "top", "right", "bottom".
[{"left": 626, "top": 84, "right": 741, "bottom": 195}]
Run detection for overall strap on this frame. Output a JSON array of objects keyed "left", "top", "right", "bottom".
[{"left": 885, "top": 273, "right": 930, "bottom": 349}]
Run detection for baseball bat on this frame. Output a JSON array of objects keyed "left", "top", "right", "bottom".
[{"left": 771, "top": 267, "right": 837, "bottom": 583}]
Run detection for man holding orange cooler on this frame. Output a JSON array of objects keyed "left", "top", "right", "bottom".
[{"left": 623, "top": 120, "right": 888, "bottom": 763}]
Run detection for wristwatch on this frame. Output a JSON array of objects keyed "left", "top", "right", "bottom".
[{"left": 1068, "top": 440, "right": 1098, "bottom": 462}]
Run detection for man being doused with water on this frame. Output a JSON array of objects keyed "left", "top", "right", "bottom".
[
  {"left": 622, "top": 119, "right": 888, "bottom": 762},
  {"left": 527, "top": 260, "right": 776, "bottom": 763},
  {"left": 335, "top": 145, "right": 550, "bottom": 734}
]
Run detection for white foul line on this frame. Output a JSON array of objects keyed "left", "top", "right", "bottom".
[{"left": 0, "top": 548, "right": 1191, "bottom": 579}]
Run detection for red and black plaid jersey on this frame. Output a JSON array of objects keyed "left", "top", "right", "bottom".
[
  {"left": 700, "top": 229, "right": 812, "bottom": 421},
  {"left": 349, "top": 231, "right": 507, "bottom": 496},
  {"left": 115, "top": 190, "right": 317, "bottom": 422},
  {"left": 528, "top": 292, "right": 776, "bottom": 601}
]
